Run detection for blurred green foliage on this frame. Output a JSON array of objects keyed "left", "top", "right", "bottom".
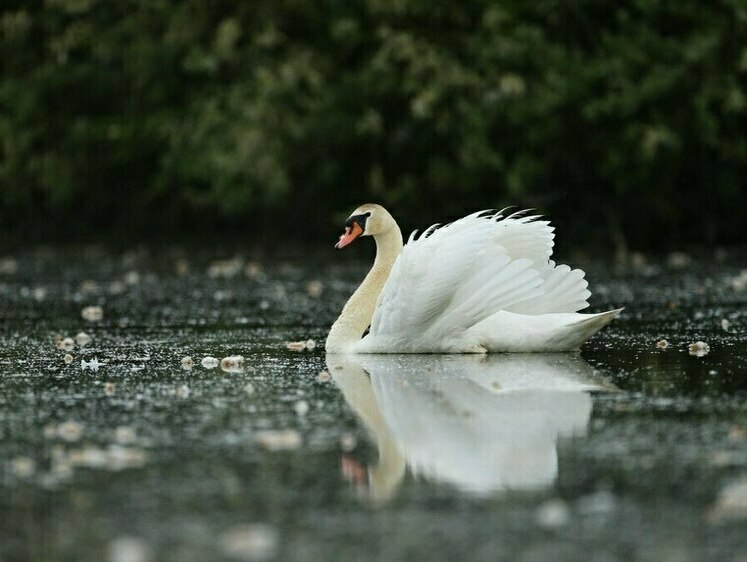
[{"left": 1, "top": 0, "right": 745, "bottom": 250}]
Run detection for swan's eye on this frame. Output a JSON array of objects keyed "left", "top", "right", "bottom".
[{"left": 345, "top": 212, "right": 370, "bottom": 231}]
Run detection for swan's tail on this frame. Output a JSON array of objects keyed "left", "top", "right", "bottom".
[
  {"left": 564, "top": 308, "right": 623, "bottom": 347},
  {"left": 469, "top": 308, "right": 623, "bottom": 352}
]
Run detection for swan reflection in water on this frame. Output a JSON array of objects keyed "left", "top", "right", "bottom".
[{"left": 328, "top": 354, "right": 615, "bottom": 503}]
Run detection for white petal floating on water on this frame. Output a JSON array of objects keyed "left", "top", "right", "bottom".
[
  {"left": 655, "top": 339, "right": 669, "bottom": 349},
  {"left": 75, "top": 331, "right": 92, "bottom": 346},
  {"left": 221, "top": 355, "right": 245, "bottom": 372},
  {"left": 108, "top": 536, "right": 152, "bottom": 562},
  {"left": 285, "top": 339, "right": 316, "bottom": 352},
  {"left": 57, "top": 337, "right": 75, "bottom": 352},
  {"left": 219, "top": 523, "right": 279, "bottom": 561},
  {"left": 688, "top": 341, "right": 710, "bottom": 357},
  {"left": 81, "top": 357, "right": 101, "bottom": 372},
  {"left": 69, "top": 446, "right": 108, "bottom": 469},
  {"left": 208, "top": 258, "right": 243, "bottom": 279},
  {"left": 201, "top": 356, "right": 219, "bottom": 369},
  {"left": 115, "top": 426, "right": 136, "bottom": 445},
  {"left": 106, "top": 445, "right": 147, "bottom": 471},
  {"left": 256, "top": 429, "right": 302, "bottom": 451},
  {"left": 180, "top": 356, "right": 194, "bottom": 370},
  {"left": 710, "top": 477, "right": 747, "bottom": 523},
  {"left": 176, "top": 385, "right": 190, "bottom": 399},
  {"left": 123, "top": 271, "right": 140, "bottom": 285},
  {"left": 294, "top": 400, "right": 310, "bottom": 417},
  {"left": 0, "top": 257, "right": 18, "bottom": 275},
  {"left": 64, "top": 353, "right": 74, "bottom": 364},
  {"left": 721, "top": 318, "right": 730, "bottom": 331},
  {"left": 576, "top": 490, "right": 617, "bottom": 516},
  {"left": 104, "top": 382, "right": 116, "bottom": 396},
  {"left": 11, "top": 456, "right": 36, "bottom": 478},
  {"left": 305, "top": 280, "right": 324, "bottom": 298},
  {"left": 244, "top": 261, "right": 263, "bottom": 279},
  {"left": 81, "top": 305, "right": 104, "bottom": 321},
  {"left": 535, "top": 499, "right": 570, "bottom": 529},
  {"left": 57, "top": 421, "right": 84, "bottom": 442}
]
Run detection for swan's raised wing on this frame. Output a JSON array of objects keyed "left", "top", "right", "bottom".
[{"left": 364, "top": 210, "right": 591, "bottom": 351}]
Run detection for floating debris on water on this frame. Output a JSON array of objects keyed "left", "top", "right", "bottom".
[
  {"left": 721, "top": 318, "right": 730, "bottom": 331},
  {"left": 219, "top": 523, "right": 279, "bottom": 561},
  {"left": 294, "top": 400, "right": 310, "bottom": 417},
  {"left": 0, "top": 257, "right": 18, "bottom": 275},
  {"left": 180, "top": 356, "right": 194, "bottom": 370},
  {"left": 201, "top": 356, "right": 219, "bottom": 369},
  {"left": 256, "top": 429, "right": 302, "bottom": 451},
  {"left": 174, "top": 258, "right": 190, "bottom": 276},
  {"left": 176, "top": 384, "right": 190, "bottom": 399},
  {"left": 64, "top": 353, "right": 74, "bottom": 363},
  {"left": 221, "top": 355, "right": 245, "bottom": 372},
  {"left": 576, "top": 490, "right": 617, "bottom": 516},
  {"left": 108, "top": 536, "right": 152, "bottom": 562},
  {"left": 688, "top": 341, "right": 710, "bottom": 357},
  {"left": 208, "top": 258, "right": 243, "bottom": 279},
  {"left": 106, "top": 445, "right": 147, "bottom": 471},
  {"left": 57, "top": 337, "right": 75, "bottom": 351},
  {"left": 81, "top": 305, "right": 104, "bottom": 321},
  {"left": 104, "top": 382, "right": 116, "bottom": 396},
  {"left": 667, "top": 252, "right": 691, "bottom": 269},
  {"left": 56, "top": 421, "right": 84, "bottom": 442},
  {"left": 656, "top": 339, "right": 669, "bottom": 349},
  {"left": 535, "top": 498, "right": 570, "bottom": 529},
  {"left": 710, "top": 477, "right": 747, "bottom": 523},
  {"left": 75, "top": 331, "right": 92, "bottom": 346},
  {"left": 305, "top": 280, "right": 323, "bottom": 298},
  {"left": 244, "top": 261, "right": 263, "bottom": 279},
  {"left": 123, "top": 271, "right": 140, "bottom": 285},
  {"left": 317, "top": 370, "right": 330, "bottom": 382},
  {"left": 285, "top": 339, "right": 316, "bottom": 352},
  {"left": 11, "top": 456, "right": 36, "bottom": 478},
  {"left": 340, "top": 433, "right": 357, "bottom": 452},
  {"left": 728, "top": 270, "right": 747, "bottom": 292},
  {"left": 114, "top": 426, "right": 136, "bottom": 445},
  {"left": 82, "top": 358, "right": 101, "bottom": 372}
]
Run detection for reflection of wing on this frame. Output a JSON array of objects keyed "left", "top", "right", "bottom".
[{"left": 331, "top": 353, "right": 613, "bottom": 500}]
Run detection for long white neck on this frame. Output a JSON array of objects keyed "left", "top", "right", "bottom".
[{"left": 326, "top": 227, "right": 403, "bottom": 353}]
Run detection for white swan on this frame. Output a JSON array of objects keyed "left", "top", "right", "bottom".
[
  {"left": 326, "top": 204, "right": 621, "bottom": 353},
  {"left": 330, "top": 354, "right": 614, "bottom": 501}
]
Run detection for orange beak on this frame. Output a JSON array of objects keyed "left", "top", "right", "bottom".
[{"left": 335, "top": 222, "right": 364, "bottom": 249}]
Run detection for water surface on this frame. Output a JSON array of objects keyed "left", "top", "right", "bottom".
[{"left": 1, "top": 251, "right": 746, "bottom": 561}]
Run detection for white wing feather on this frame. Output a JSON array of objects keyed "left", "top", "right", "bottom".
[{"left": 365, "top": 210, "right": 591, "bottom": 351}]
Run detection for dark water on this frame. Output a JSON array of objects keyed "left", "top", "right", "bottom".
[{"left": 1, "top": 250, "right": 746, "bottom": 562}]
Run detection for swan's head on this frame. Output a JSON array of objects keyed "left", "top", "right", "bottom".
[{"left": 335, "top": 203, "right": 393, "bottom": 249}]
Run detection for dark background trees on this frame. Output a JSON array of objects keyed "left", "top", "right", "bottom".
[{"left": 1, "top": 0, "right": 745, "bottom": 252}]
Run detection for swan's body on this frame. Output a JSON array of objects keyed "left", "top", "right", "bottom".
[{"left": 326, "top": 204, "right": 620, "bottom": 354}]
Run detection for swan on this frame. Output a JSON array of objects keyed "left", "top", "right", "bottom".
[{"left": 326, "top": 204, "right": 621, "bottom": 353}]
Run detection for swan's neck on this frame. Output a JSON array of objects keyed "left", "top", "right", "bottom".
[{"left": 326, "top": 228, "right": 403, "bottom": 352}]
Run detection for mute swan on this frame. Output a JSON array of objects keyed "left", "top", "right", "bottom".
[{"left": 326, "top": 204, "right": 621, "bottom": 353}]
